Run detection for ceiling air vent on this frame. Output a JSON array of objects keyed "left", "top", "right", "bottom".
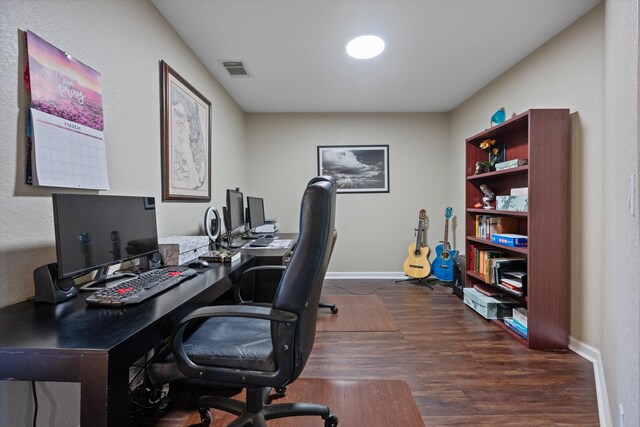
[{"left": 220, "top": 61, "right": 252, "bottom": 77}]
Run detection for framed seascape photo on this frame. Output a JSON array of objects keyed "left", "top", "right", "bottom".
[
  {"left": 160, "top": 61, "right": 212, "bottom": 201},
  {"left": 317, "top": 145, "right": 389, "bottom": 193}
]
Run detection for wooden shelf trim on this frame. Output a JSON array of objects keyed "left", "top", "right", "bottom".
[
  {"left": 466, "top": 165, "right": 529, "bottom": 181},
  {"left": 492, "top": 318, "right": 529, "bottom": 346},
  {"left": 466, "top": 208, "right": 528, "bottom": 217}
]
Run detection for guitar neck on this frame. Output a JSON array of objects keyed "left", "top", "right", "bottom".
[
  {"left": 442, "top": 218, "right": 449, "bottom": 250},
  {"left": 415, "top": 220, "right": 424, "bottom": 248}
]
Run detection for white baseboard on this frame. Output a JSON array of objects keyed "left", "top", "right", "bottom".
[{"left": 569, "top": 336, "right": 612, "bottom": 427}]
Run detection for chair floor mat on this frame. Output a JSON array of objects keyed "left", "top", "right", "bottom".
[
  {"left": 316, "top": 294, "right": 399, "bottom": 332},
  {"left": 159, "top": 378, "right": 424, "bottom": 427}
]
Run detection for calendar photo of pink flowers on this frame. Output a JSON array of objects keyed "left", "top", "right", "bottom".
[{"left": 26, "top": 30, "right": 104, "bottom": 131}]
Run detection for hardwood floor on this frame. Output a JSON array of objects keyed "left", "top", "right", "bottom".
[
  {"left": 154, "top": 279, "right": 599, "bottom": 426},
  {"left": 305, "top": 279, "right": 599, "bottom": 426}
]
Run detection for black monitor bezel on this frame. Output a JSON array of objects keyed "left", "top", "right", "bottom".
[
  {"left": 246, "top": 196, "right": 266, "bottom": 230},
  {"left": 225, "top": 188, "right": 245, "bottom": 233},
  {"left": 52, "top": 194, "right": 159, "bottom": 280}
]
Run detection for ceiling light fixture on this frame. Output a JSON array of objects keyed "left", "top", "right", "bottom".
[{"left": 346, "top": 35, "right": 385, "bottom": 59}]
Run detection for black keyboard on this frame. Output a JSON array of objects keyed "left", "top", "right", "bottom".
[
  {"left": 86, "top": 266, "right": 198, "bottom": 307},
  {"left": 249, "top": 237, "right": 274, "bottom": 247}
]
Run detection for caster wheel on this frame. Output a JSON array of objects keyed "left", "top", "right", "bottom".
[
  {"left": 275, "top": 386, "right": 287, "bottom": 395},
  {"left": 191, "top": 408, "right": 211, "bottom": 427},
  {"left": 330, "top": 306, "right": 338, "bottom": 314},
  {"left": 324, "top": 413, "right": 338, "bottom": 427}
]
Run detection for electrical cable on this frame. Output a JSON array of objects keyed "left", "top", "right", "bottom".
[{"left": 31, "top": 381, "right": 38, "bottom": 427}]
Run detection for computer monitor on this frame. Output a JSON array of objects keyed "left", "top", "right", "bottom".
[
  {"left": 52, "top": 194, "right": 159, "bottom": 288},
  {"left": 224, "top": 188, "right": 245, "bottom": 247},
  {"left": 246, "top": 196, "right": 266, "bottom": 231}
]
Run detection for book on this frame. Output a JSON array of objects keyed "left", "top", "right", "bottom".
[
  {"left": 201, "top": 250, "right": 241, "bottom": 264},
  {"left": 510, "top": 187, "right": 529, "bottom": 196},
  {"left": 496, "top": 282, "right": 524, "bottom": 296},
  {"left": 492, "top": 258, "right": 526, "bottom": 284},
  {"left": 491, "top": 233, "right": 528, "bottom": 247},
  {"left": 504, "top": 317, "right": 528, "bottom": 339},
  {"left": 483, "top": 251, "right": 504, "bottom": 282},
  {"left": 512, "top": 307, "right": 528, "bottom": 327},
  {"left": 501, "top": 278, "right": 523, "bottom": 288},
  {"left": 474, "top": 282, "right": 505, "bottom": 297},
  {"left": 494, "top": 159, "right": 528, "bottom": 170},
  {"left": 502, "top": 271, "right": 527, "bottom": 287}
]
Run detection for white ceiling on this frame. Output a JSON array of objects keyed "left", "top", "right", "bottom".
[{"left": 151, "top": 0, "right": 600, "bottom": 113}]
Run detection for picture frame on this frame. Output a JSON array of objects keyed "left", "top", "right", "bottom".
[
  {"left": 317, "top": 145, "right": 389, "bottom": 193},
  {"left": 160, "top": 61, "right": 212, "bottom": 201}
]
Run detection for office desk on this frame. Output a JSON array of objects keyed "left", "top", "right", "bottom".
[
  {"left": 0, "top": 256, "right": 254, "bottom": 427},
  {"left": 239, "top": 233, "right": 297, "bottom": 301}
]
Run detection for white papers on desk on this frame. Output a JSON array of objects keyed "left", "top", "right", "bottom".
[
  {"left": 268, "top": 239, "right": 292, "bottom": 248},
  {"left": 30, "top": 108, "right": 110, "bottom": 190},
  {"left": 242, "top": 239, "right": 292, "bottom": 249}
]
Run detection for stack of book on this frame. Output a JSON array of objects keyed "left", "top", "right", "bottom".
[
  {"left": 474, "top": 215, "right": 518, "bottom": 239},
  {"left": 504, "top": 307, "right": 528, "bottom": 338},
  {"left": 494, "top": 159, "right": 528, "bottom": 171},
  {"left": 497, "top": 270, "right": 527, "bottom": 296}
]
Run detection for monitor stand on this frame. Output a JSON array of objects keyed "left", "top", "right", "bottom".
[
  {"left": 225, "top": 231, "right": 243, "bottom": 249},
  {"left": 78, "top": 266, "right": 137, "bottom": 292},
  {"left": 241, "top": 231, "right": 263, "bottom": 239}
]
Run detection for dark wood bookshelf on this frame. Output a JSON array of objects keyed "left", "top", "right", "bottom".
[{"left": 464, "top": 109, "right": 571, "bottom": 350}]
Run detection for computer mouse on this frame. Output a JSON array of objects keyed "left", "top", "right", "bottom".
[{"left": 188, "top": 259, "right": 209, "bottom": 269}]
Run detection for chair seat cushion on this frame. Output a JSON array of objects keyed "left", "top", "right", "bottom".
[{"left": 183, "top": 316, "right": 275, "bottom": 372}]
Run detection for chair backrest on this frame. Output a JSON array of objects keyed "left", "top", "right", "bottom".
[{"left": 271, "top": 176, "right": 336, "bottom": 380}]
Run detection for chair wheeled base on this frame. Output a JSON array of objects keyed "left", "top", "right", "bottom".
[{"left": 191, "top": 386, "right": 338, "bottom": 427}]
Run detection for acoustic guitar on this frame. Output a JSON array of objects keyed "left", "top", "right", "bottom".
[
  {"left": 402, "top": 209, "right": 431, "bottom": 279},
  {"left": 432, "top": 207, "right": 458, "bottom": 282}
]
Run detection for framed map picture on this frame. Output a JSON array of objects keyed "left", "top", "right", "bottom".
[
  {"left": 160, "top": 61, "right": 211, "bottom": 201},
  {"left": 317, "top": 145, "right": 389, "bottom": 193}
]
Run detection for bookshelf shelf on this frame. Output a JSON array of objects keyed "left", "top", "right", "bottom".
[
  {"left": 466, "top": 165, "right": 529, "bottom": 181},
  {"left": 464, "top": 109, "right": 570, "bottom": 350},
  {"left": 466, "top": 209, "right": 528, "bottom": 218},
  {"left": 465, "top": 236, "right": 529, "bottom": 254}
]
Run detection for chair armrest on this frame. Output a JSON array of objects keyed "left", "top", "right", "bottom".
[
  {"left": 235, "top": 265, "right": 286, "bottom": 303},
  {"left": 170, "top": 304, "right": 298, "bottom": 387}
]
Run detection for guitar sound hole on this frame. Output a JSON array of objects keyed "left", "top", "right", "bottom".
[
  {"left": 413, "top": 250, "right": 421, "bottom": 257},
  {"left": 442, "top": 253, "right": 450, "bottom": 260}
]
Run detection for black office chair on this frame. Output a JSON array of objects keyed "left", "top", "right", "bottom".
[
  {"left": 318, "top": 229, "right": 338, "bottom": 314},
  {"left": 148, "top": 177, "right": 338, "bottom": 427},
  {"left": 234, "top": 176, "right": 339, "bottom": 315},
  {"left": 235, "top": 228, "right": 338, "bottom": 314}
]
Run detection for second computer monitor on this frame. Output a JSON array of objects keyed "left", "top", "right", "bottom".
[
  {"left": 246, "top": 196, "right": 266, "bottom": 230},
  {"left": 225, "top": 189, "right": 245, "bottom": 233}
]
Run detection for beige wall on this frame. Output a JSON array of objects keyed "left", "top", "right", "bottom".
[
  {"left": 0, "top": 0, "right": 247, "bottom": 424},
  {"left": 602, "top": 0, "right": 639, "bottom": 425},
  {"left": 245, "top": 113, "right": 450, "bottom": 273}
]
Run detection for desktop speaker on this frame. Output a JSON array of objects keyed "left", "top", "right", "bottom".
[
  {"left": 138, "top": 251, "right": 162, "bottom": 270},
  {"left": 452, "top": 254, "right": 466, "bottom": 300},
  {"left": 33, "top": 263, "right": 78, "bottom": 304}
]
